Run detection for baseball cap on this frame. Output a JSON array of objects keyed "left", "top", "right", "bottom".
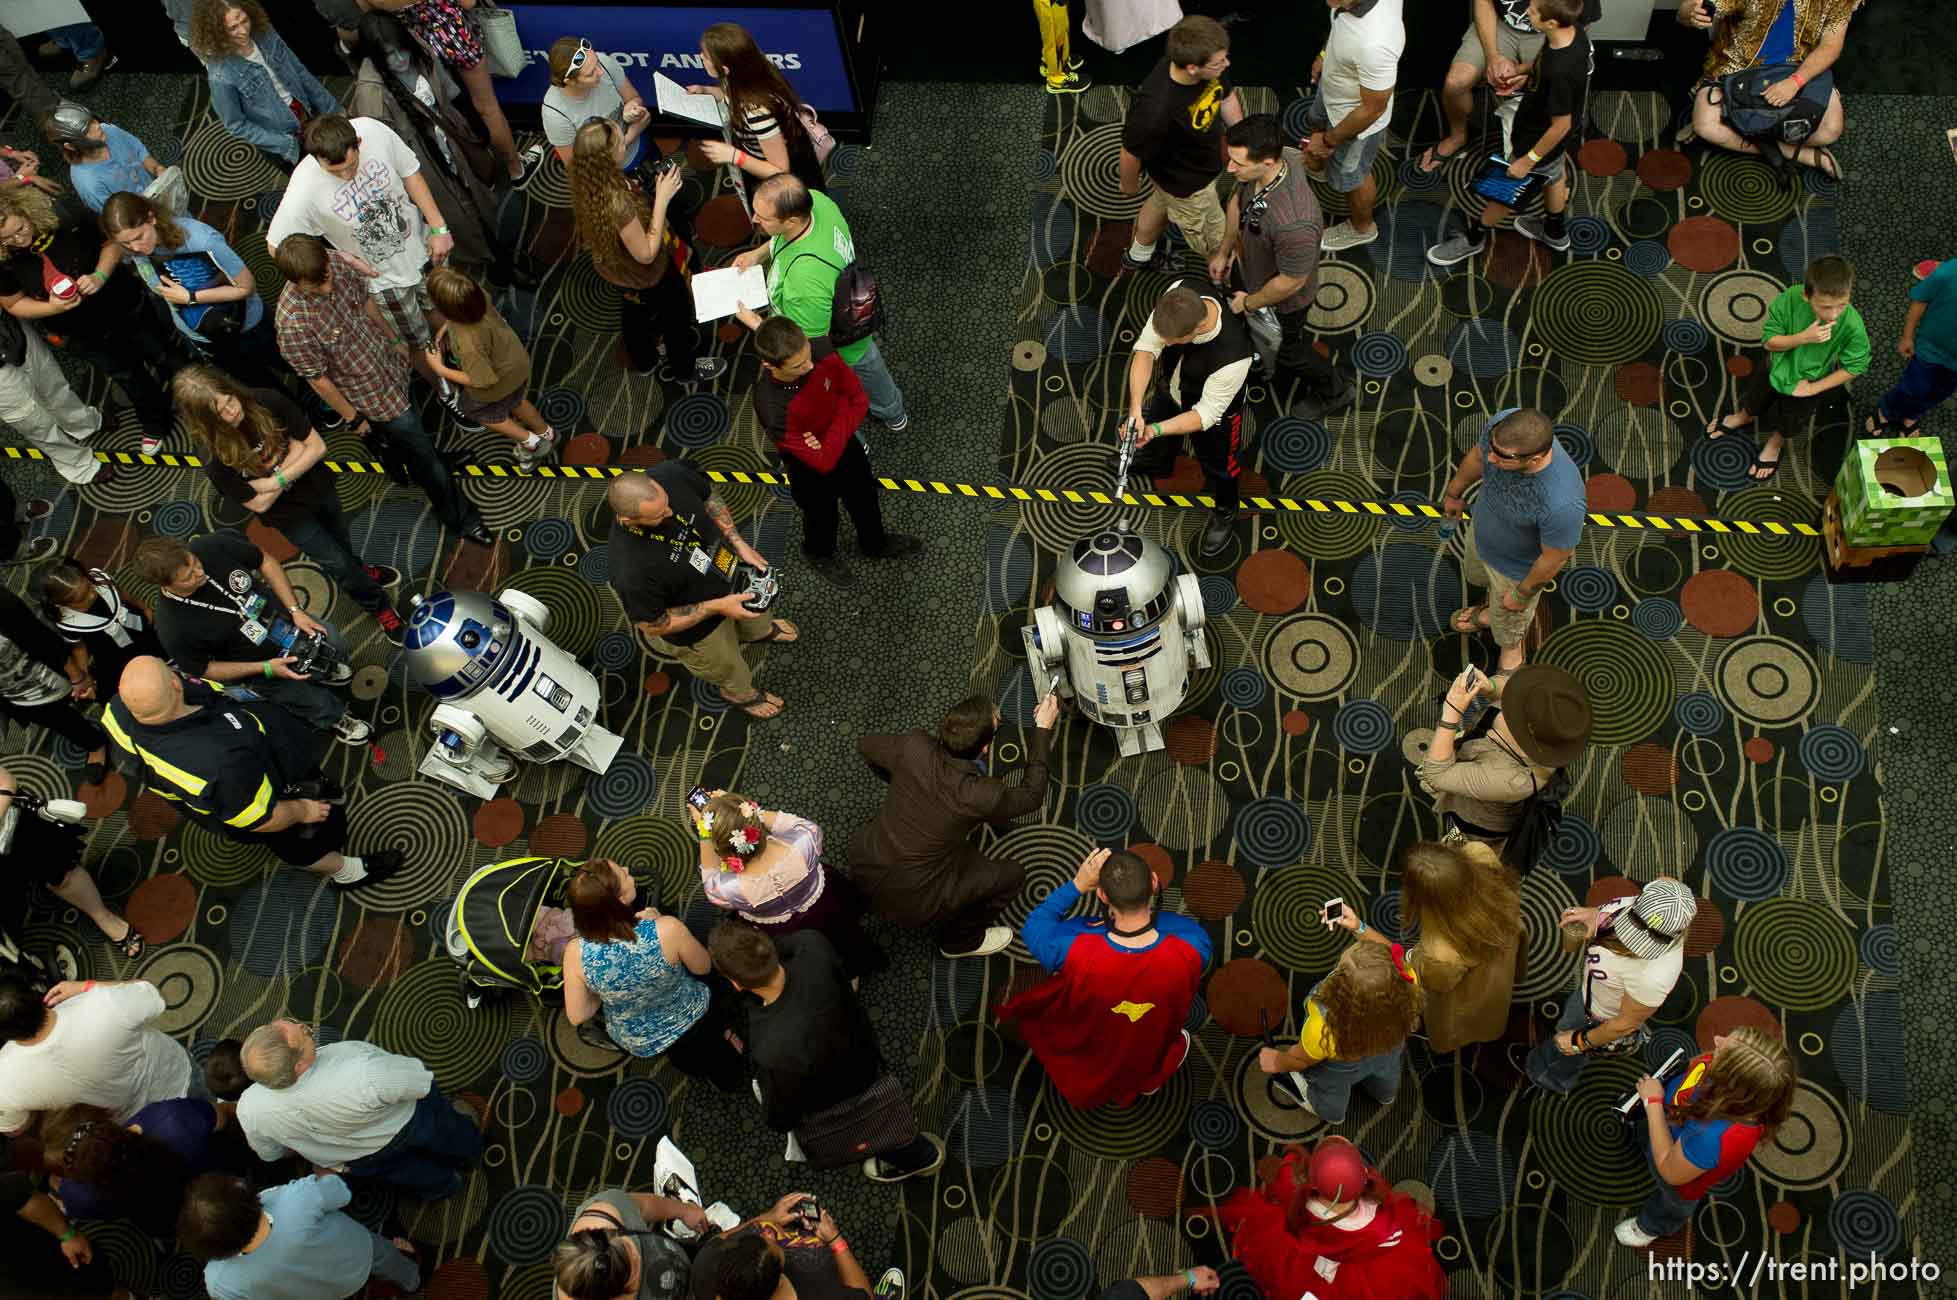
[{"left": 1603, "top": 877, "right": 1696, "bottom": 959}]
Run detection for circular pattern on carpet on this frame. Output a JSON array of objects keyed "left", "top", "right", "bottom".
[
  {"left": 1680, "top": 568, "right": 1758, "bottom": 636},
  {"left": 373, "top": 958, "right": 513, "bottom": 1091},
  {"left": 1273, "top": 470, "right": 1379, "bottom": 560},
  {"left": 485, "top": 1184, "right": 571, "bottom": 1266},
  {"left": 1749, "top": 1080, "right": 1850, "bottom": 1190},
  {"left": 1236, "top": 547, "right": 1310, "bottom": 613},
  {"left": 1717, "top": 488, "right": 1822, "bottom": 581},
  {"left": 1263, "top": 613, "right": 1360, "bottom": 700},
  {"left": 1706, "top": 826, "right": 1789, "bottom": 901},
  {"left": 1307, "top": 262, "right": 1375, "bottom": 334},
  {"left": 180, "top": 118, "right": 289, "bottom": 201},
  {"left": 1733, "top": 898, "right": 1855, "bottom": 1011},
  {"left": 663, "top": 392, "right": 733, "bottom": 449},
  {"left": 1249, "top": 864, "right": 1354, "bottom": 971},
  {"left": 1532, "top": 619, "right": 1673, "bottom": 746},
  {"left": 606, "top": 1077, "right": 669, "bottom": 1138},
  {"left": 1527, "top": 1058, "right": 1653, "bottom": 1205},
  {"left": 1057, "top": 122, "right": 1146, "bottom": 221},
  {"left": 346, "top": 782, "right": 474, "bottom": 910},
  {"left": 1256, "top": 417, "right": 1333, "bottom": 474},
  {"left": 1666, "top": 215, "right": 1742, "bottom": 273},
  {"left": 1799, "top": 724, "right": 1864, "bottom": 782},
  {"left": 1233, "top": 796, "right": 1313, "bottom": 868},
  {"left": 1528, "top": 261, "right": 1664, "bottom": 366},
  {"left": 1715, "top": 636, "right": 1822, "bottom": 728},
  {"left": 1698, "top": 152, "right": 1799, "bottom": 224},
  {"left": 1045, "top": 1066, "right": 1190, "bottom": 1159},
  {"left": 1699, "top": 269, "right": 1786, "bottom": 345}
]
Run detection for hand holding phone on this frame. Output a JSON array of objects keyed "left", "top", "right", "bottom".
[{"left": 1321, "top": 897, "right": 1344, "bottom": 925}]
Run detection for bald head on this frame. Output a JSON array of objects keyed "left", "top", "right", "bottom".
[
  {"left": 752, "top": 173, "right": 811, "bottom": 236},
  {"left": 608, "top": 473, "right": 672, "bottom": 525},
  {"left": 119, "top": 656, "right": 181, "bottom": 724}
]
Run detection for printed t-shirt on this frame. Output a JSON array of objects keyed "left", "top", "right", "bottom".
[
  {"left": 266, "top": 116, "right": 427, "bottom": 291},
  {"left": 1665, "top": 1052, "right": 1766, "bottom": 1199},
  {"left": 608, "top": 460, "right": 741, "bottom": 647},
  {"left": 1122, "top": 57, "right": 1234, "bottom": 197}
]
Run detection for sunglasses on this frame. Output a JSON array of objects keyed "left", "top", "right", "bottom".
[
  {"left": 564, "top": 37, "right": 592, "bottom": 78},
  {"left": 1603, "top": 898, "right": 1683, "bottom": 944}
]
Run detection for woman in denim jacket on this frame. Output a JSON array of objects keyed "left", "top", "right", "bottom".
[{"left": 188, "top": 0, "right": 341, "bottom": 171}]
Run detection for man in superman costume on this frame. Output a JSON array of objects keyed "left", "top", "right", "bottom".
[{"left": 996, "top": 847, "right": 1211, "bottom": 1108}]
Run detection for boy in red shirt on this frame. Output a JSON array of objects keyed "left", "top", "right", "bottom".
[
  {"left": 996, "top": 847, "right": 1211, "bottom": 1108},
  {"left": 750, "top": 317, "right": 920, "bottom": 587}
]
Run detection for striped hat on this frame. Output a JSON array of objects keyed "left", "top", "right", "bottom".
[{"left": 1605, "top": 877, "right": 1697, "bottom": 959}]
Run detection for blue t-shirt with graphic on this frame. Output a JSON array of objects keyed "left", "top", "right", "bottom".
[
  {"left": 70, "top": 123, "right": 154, "bottom": 213},
  {"left": 1474, "top": 407, "right": 1588, "bottom": 581}
]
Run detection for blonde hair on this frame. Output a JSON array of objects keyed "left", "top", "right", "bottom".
[
  {"left": 1671, "top": 1026, "right": 1798, "bottom": 1136},
  {"left": 0, "top": 184, "right": 59, "bottom": 240},
  {"left": 172, "top": 365, "right": 287, "bottom": 476},
  {"left": 1400, "top": 840, "right": 1522, "bottom": 965},
  {"left": 702, "top": 792, "right": 769, "bottom": 868}
]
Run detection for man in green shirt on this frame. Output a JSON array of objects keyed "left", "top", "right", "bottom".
[
  {"left": 732, "top": 175, "right": 909, "bottom": 431},
  {"left": 1705, "top": 254, "right": 1868, "bottom": 480}
]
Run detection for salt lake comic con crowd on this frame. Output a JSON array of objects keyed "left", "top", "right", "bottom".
[{"left": 0, "top": 0, "right": 1939, "bottom": 1298}]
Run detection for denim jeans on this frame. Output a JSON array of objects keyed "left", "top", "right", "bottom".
[
  {"left": 343, "top": 1087, "right": 484, "bottom": 1200},
  {"left": 281, "top": 491, "right": 389, "bottom": 616},
  {"left": 367, "top": 1233, "right": 421, "bottom": 1292},
  {"left": 1303, "top": 1041, "right": 1405, "bottom": 1123},
  {"left": 1525, "top": 987, "right": 1593, "bottom": 1093},
  {"left": 253, "top": 618, "right": 348, "bottom": 732},
  {"left": 1878, "top": 355, "right": 1957, "bottom": 426},
  {"left": 373, "top": 405, "right": 481, "bottom": 535},
  {"left": 47, "top": 23, "right": 106, "bottom": 61},
  {"left": 848, "top": 338, "right": 908, "bottom": 427},
  {"left": 1632, "top": 1108, "right": 1698, "bottom": 1237}
]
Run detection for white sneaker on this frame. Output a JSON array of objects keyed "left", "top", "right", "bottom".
[
  {"left": 1320, "top": 221, "right": 1379, "bottom": 253},
  {"left": 515, "top": 428, "right": 557, "bottom": 470},
  {"left": 1613, "top": 1217, "right": 1659, "bottom": 1248},
  {"left": 332, "top": 715, "right": 372, "bottom": 745},
  {"left": 941, "top": 926, "right": 1013, "bottom": 959}
]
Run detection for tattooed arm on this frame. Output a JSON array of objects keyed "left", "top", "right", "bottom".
[
  {"left": 634, "top": 593, "right": 756, "bottom": 642},
  {"left": 704, "top": 493, "right": 769, "bottom": 569}
]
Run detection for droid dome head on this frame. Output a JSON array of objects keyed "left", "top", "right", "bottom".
[
  {"left": 401, "top": 590, "right": 517, "bottom": 698},
  {"left": 1054, "top": 528, "right": 1178, "bottom": 637}
]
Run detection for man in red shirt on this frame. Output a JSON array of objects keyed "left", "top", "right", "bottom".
[
  {"left": 749, "top": 317, "right": 919, "bottom": 587},
  {"left": 997, "top": 847, "right": 1211, "bottom": 1108}
]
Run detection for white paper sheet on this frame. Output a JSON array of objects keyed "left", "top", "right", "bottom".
[
  {"left": 691, "top": 265, "right": 769, "bottom": 323},
  {"left": 654, "top": 72, "right": 728, "bottom": 128},
  {"left": 0, "top": 0, "right": 92, "bottom": 39}
]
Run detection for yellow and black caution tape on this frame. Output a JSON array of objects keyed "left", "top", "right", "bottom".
[{"left": 2, "top": 445, "right": 1824, "bottom": 538}]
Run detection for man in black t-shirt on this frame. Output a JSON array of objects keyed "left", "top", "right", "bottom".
[
  {"left": 1422, "top": 0, "right": 1601, "bottom": 173},
  {"left": 1118, "top": 16, "right": 1243, "bottom": 272},
  {"left": 133, "top": 532, "right": 369, "bottom": 744},
  {"left": 1427, "top": 0, "right": 1591, "bottom": 267},
  {"left": 608, "top": 464, "right": 798, "bottom": 720}
]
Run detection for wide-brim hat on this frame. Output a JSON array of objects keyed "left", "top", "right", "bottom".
[
  {"left": 1604, "top": 877, "right": 1697, "bottom": 959},
  {"left": 1501, "top": 665, "right": 1592, "bottom": 768}
]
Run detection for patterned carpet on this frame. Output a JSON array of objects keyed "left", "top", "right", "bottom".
[{"left": 0, "top": 60, "right": 1929, "bottom": 1300}]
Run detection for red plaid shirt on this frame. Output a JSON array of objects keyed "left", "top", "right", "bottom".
[{"left": 274, "top": 254, "right": 411, "bottom": 422}]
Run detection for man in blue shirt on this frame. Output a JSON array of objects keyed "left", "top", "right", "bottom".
[
  {"left": 41, "top": 103, "right": 163, "bottom": 213},
  {"left": 179, "top": 1173, "right": 419, "bottom": 1300},
  {"left": 1440, "top": 406, "right": 1586, "bottom": 672},
  {"left": 1875, "top": 257, "right": 1957, "bottom": 436}
]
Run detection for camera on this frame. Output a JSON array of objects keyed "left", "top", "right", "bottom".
[{"left": 633, "top": 150, "right": 687, "bottom": 193}]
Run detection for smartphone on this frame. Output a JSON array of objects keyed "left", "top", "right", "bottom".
[
  {"left": 686, "top": 784, "right": 711, "bottom": 812},
  {"left": 1323, "top": 897, "right": 1345, "bottom": 922},
  {"left": 794, "top": 1195, "right": 820, "bottom": 1231},
  {"left": 1699, "top": 0, "right": 1716, "bottom": 20}
]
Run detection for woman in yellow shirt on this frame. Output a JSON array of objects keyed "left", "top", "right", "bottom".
[{"left": 1258, "top": 942, "right": 1423, "bottom": 1123}]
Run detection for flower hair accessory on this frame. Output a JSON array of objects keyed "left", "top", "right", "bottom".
[
  {"left": 720, "top": 821, "right": 763, "bottom": 873},
  {"left": 1387, "top": 942, "right": 1417, "bottom": 984}
]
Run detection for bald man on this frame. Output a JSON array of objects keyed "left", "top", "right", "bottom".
[
  {"left": 607, "top": 464, "right": 798, "bottom": 720},
  {"left": 104, "top": 658, "right": 401, "bottom": 888}
]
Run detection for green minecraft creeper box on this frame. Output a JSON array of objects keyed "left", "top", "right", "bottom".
[{"left": 1835, "top": 437, "right": 1953, "bottom": 547}]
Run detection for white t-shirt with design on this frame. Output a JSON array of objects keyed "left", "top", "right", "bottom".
[
  {"left": 1582, "top": 942, "right": 1683, "bottom": 1022},
  {"left": 267, "top": 116, "right": 426, "bottom": 292}
]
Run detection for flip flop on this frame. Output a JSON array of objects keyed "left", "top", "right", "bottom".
[
  {"left": 108, "top": 921, "right": 144, "bottom": 962},
  {"left": 723, "top": 689, "right": 785, "bottom": 719},
  {"left": 1803, "top": 144, "right": 1843, "bottom": 182},
  {"left": 1747, "top": 450, "right": 1783, "bottom": 480},
  {"left": 753, "top": 619, "right": 799, "bottom": 644},
  {"left": 1417, "top": 139, "right": 1466, "bottom": 174},
  {"left": 1449, "top": 604, "right": 1492, "bottom": 634},
  {"left": 1705, "top": 414, "right": 1751, "bottom": 438}
]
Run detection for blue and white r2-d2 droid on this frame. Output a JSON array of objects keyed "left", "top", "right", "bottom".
[
  {"left": 402, "top": 588, "right": 625, "bottom": 798},
  {"left": 1021, "top": 530, "right": 1212, "bottom": 756}
]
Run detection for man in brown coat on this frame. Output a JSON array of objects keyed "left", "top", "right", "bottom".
[{"left": 848, "top": 691, "right": 1061, "bottom": 958}]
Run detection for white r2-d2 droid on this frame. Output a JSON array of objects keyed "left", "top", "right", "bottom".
[
  {"left": 1020, "top": 428, "right": 1211, "bottom": 756},
  {"left": 402, "top": 588, "right": 625, "bottom": 798}
]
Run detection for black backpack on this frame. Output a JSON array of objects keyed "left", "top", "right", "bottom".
[
  {"left": 1710, "top": 64, "right": 1833, "bottom": 156},
  {"left": 1502, "top": 767, "right": 1571, "bottom": 876},
  {"left": 803, "top": 252, "right": 883, "bottom": 346}
]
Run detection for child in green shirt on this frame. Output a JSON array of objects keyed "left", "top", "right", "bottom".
[{"left": 1706, "top": 255, "right": 1869, "bottom": 481}]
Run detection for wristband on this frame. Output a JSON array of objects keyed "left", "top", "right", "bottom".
[
  {"left": 83, "top": 980, "right": 95, "bottom": 992},
  {"left": 1435, "top": 719, "right": 1459, "bottom": 731},
  {"left": 60, "top": 1227, "right": 79, "bottom": 1242},
  {"left": 1573, "top": 1029, "right": 1590, "bottom": 1050},
  {"left": 1148, "top": 422, "right": 1161, "bottom": 439},
  {"left": 263, "top": 660, "right": 275, "bottom": 679},
  {"left": 274, "top": 470, "right": 288, "bottom": 490},
  {"left": 1185, "top": 1271, "right": 1199, "bottom": 1290},
  {"left": 1355, "top": 919, "right": 1367, "bottom": 935},
  {"left": 1526, "top": 149, "right": 1542, "bottom": 163},
  {"left": 1791, "top": 70, "right": 1807, "bottom": 88},
  {"left": 430, "top": 225, "right": 450, "bottom": 236},
  {"left": 89, "top": 269, "right": 107, "bottom": 284},
  {"left": 829, "top": 1238, "right": 848, "bottom": 1256},
  {"left": 1644, "top": 1097, "right": 1664, "bottom": 1107},
  {"left": 735, "top": 149, "right": 749, "bottom": 167}
]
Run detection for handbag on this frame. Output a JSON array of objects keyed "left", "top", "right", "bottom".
[
  {"left": 473, "top": 1, "right": 526, "bottom": 78},
  {"left": 795, "top": 104, "right": 836, "bottom": 164},
  {"left": 1710, "top": 64, "right": 1833, "bottom": 150},
  {"left": 1245, "top": 306, "right": 1281, "bottom": 380},
  {"left": 790, "top": 1072, "right": 919, "bottom": 1169}
]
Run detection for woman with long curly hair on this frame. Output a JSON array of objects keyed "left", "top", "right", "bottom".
[
  {"left": 172, "top": 364, "right": 404, "bottom": 640},
  {"left": 687, "top": 22, "right": 826, "bottom": 204},
  {"left": 1259, "top": 942, "right": 1423, "bottom": 1124},
  {"left": 1618, "top": 1026, "right": 1797, "bottom": 1248},
  {"left": 691, "top": 789, "right": 884, "bottom": 980},
  {"left": 39, "top": 1097, "right": 250, "bottom": 1236},
  {"left": 1326, "top": 840, "right": 1521, "bottom": 1053},
  {"left": 1218, "top": 1135, "right": 1446, "bottom": 1300},
  {"left": 186, "top": 0, "right": 340, "bottom": 172},
  {"left": 567, "top": 119, "right": 724, "bottom": 383}
]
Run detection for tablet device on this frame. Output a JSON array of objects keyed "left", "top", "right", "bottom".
[{"left": 1471, "top": 155, "right": 1547, "bottom": 210}]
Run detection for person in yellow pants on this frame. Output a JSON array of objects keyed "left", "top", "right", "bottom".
[{"left": 1034, "top": 0, "right": 1090, "bottom": 94}]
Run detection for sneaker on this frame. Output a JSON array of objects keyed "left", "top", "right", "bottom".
[
  {"left": 1143, "top": 1030, "right": 1193, "bottom": 1096},
  {"left": 323, "top": 662, "right": 355, "bottom": 687},
  {"left": 364, "top": 563, "right": 403, "bottom": 589},
  {"left": 3, "top": 536, "right": 57, "bottom": 565},
  {"left": 1120, "top": 246, "right": 1169, "bottom": 274},
  {"left": 863, "top": 1133, "right": 945, "bottom": 1183},
  {"left": 332, "top": 714, "right": 373, "bottom": 745},
  {"left": 332, "top": 849, "right": 404, "bottom": 892},
  {"left": 1291, "top": 379, "right": 1356, "bottom": 421},
  {"left": 806, "top": 552, "right": 856, "bottom": 587},
  {"left": 21, "top": 498, "right": 52, "bottom": 522},
  {"left": 883, "top": 414, "right": 910, "bottom": 433},
  {"left": 941, "top": 926, "right": 1013, "bottom": 959},
  {"left": 690, "top": 357, "right": 730, "bottom": 383},
  {"left": 1044, "top": 68, "right": 1091, "bottom": 95},
  {"left": 1320, "top": 221, "right": 1379, "bottom": 253},
  {"left": 1426, "top": 232, "right": 1487, "bottom": 268},
  {"left": 375, "top": 608, "right": 406, "bottom": 644},
  {"left": 514, "top": 141, "right": 548, "bottom": 183},
  {"left": 862, "top": 533, "right": 922, "bottom": 560},
  {"left": 1197, "top": 509, "right": 1234, "bottom": 558},
  {"left": 461, "top": 524, "right": 496, "bottom": 547},
  {"left": 70, "top": 53, "right": 115, "bottom": 91},
  {"left": 1512, "top": 214, "right": 1571, "bottom": 252},
  {"left": 139, "top": 432, "right": 164, "bottom": 457},
  {"left": 515, "top": 428, "right": 558, "bottom": 470},
  {"left": 1613, "top": 1217, "right": 1659, "bottom": 1248},
  {"left": 874, "top": 1268, "right": 905, "bottom": 1300}
]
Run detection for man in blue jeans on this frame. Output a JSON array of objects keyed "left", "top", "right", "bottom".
[
  {"left": 33, "top": 22, "right": 114, "bottom": 92},
  {"left": 180, "top": 1172, "right": 420, "bottom": 1300},
  {"left": 273, "top": 235, "right": 493, "bottom": 549},
  {"left": 236, "top": 1021, "right": 484, "bottom": 1200}
]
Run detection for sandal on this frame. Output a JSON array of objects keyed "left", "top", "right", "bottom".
[
  {"left": 752, "top": 619, "right": 799, "bottom": 644},
  {"left": 1747, "top": 450, "right": 1783, "bottom": 481},
  {"left": 1801, "top": 144, "right": 1843, "bottom": 182},
  {"left": 1705, "top": 413, "right": 1751, "bottom": 439},
  {"left": 1866, "top": 414, "right": 1921, "bottom": 436},
  {"left": 1449, "top": 605, "right": 1492, "bottom": 634},
  {"left": 1417, "top": 138, "right": 1466, "bottom": 174},
  {"left": 108, "top": 920, "right": 145, "bottom": 961},
  {"left": 722, "top": 689, "right": 785, "bottom": 719}
]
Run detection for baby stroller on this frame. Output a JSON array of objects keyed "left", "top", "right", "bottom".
[{"left": 444, "top": 855, "right": 577, "bottom": 1009}]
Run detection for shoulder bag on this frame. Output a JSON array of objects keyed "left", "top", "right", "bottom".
[
  {"left": 790, "top": 1072, "right": 920, "bottom": 1169},
  {"left": 1710, "top": 64, "right": 1833, "bottom": 151},
  {"left": 473, "top": 1, "right": 526, "bottom": 78}
]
